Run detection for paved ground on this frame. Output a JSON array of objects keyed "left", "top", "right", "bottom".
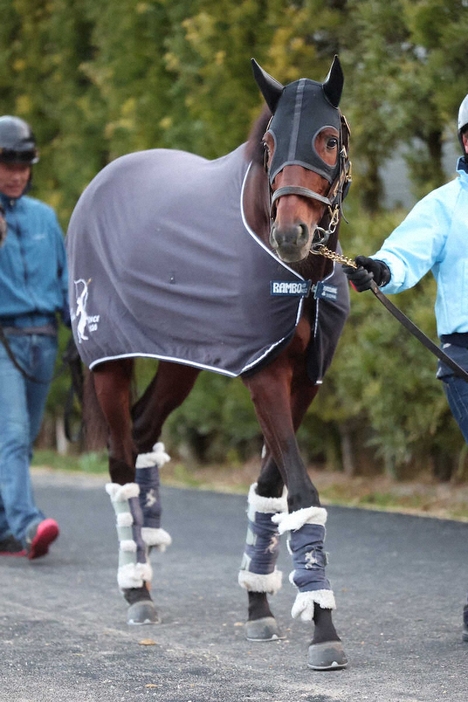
[{"left": 1, "top": 471, "right": 467, "bottom": 701}]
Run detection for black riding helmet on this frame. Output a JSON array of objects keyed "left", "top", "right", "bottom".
[{"left": 0, "top": 116, "right": 39, "bottom": 165}]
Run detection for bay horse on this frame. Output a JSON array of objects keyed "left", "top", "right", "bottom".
[{"left": 67, "top": 56, "right": 352, "bottom": 670}]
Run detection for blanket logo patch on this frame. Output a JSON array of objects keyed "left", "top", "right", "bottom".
[
  {"left": 72, "top": 278, "right": 100, "bottom": 343},
  {"left": 270, "top": 280, "right": 311, "bottom": 296},
  {"left": 312, "top": 281, "right": 339, "bottom": 301}
]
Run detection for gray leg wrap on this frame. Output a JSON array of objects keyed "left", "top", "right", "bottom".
[
  {"left": 135, "top": 442, "right": 172, "bottom": 552},
  {"left": 106, "top": 483, "right": 152, "bottom": 590},
  {"left": 238, "top": 483, "right": 287, "bottom": 595},
  {"left": 272, "top": 506, "right": 336, "bottom": 620}
]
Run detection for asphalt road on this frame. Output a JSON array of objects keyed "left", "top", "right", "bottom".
[{"left": 1, "top": 470, "right": 467, "bottom": 702}]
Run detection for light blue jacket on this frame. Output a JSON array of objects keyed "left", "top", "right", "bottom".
[
  {"left": 0, "top": 191, "right": 69, "bottom": 328},
  {"left": 372, "top": 158, "right": 468, "bottom": 337}
]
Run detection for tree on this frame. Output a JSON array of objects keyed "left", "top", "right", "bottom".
[{"left": 343, "top": 0, "right": 468, "bottom": 210}]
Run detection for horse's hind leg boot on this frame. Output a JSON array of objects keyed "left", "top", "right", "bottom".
[
  {"left": 106, "top": 482, "right": 152, "bottom": 589},
  {"left": 135, "top": 442, "right": 172, "bottom": 552},
  {"left": 238, "top": 483, "right": 287, "bottom": 641},
  {"left": 106, "top": 482, "right": 158, "bottom": 624}
]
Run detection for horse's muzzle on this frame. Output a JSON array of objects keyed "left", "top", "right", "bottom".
[{"left": 270, "top": 222, "right": 310, "bottom": 263}]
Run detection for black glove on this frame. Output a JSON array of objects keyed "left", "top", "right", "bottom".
[{"left": 342, "top": 255, "right": 391, "bottom": 292}]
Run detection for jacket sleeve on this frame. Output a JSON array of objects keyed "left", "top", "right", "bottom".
[{"left": 371, "top": 190, "right": 449, "bottom": 295}]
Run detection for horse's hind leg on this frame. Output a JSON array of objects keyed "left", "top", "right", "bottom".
[
  {"left": 239, "top": 455, "right": 287, "bottom": 641},
  {"left": 92, "top": 360, "right": 158, "bottom": 625},
  {"left": 123, "top": 362, "right": 200, "bottom": 620},
  {"left": 132, "top": 361, "right": 201, "bottom": 452},
  {"left": 130, "top": 362, "right": 201, "bottom": 550}
]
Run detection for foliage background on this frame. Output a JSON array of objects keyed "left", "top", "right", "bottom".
[{"left": 2, "top": 0, "right": 468, "bottom": 480}]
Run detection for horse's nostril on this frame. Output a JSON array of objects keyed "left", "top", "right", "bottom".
[
  {"left": 271, "top": 223, "right": 309, "bottom": 249},
  {"left": 297, "top": 223, "right": 309, "bottom": 244}
]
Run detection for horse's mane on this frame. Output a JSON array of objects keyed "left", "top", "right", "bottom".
[{"left": 245, "top": 105, "right": 272, "bottom": 165}]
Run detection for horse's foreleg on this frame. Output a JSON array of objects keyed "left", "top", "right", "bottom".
[
  {"left": 239, "top": 456, "right": 287, "bottom": 641},
  {"left": 243, "top": 367, "right": 347, "bottom": 669}
]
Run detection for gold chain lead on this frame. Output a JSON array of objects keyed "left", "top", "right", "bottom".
[{"left": 311, "top": 244, "right": 358, "bottom": 269}]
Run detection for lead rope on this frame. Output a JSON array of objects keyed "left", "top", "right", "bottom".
[
  {"left": 0, "top": 325, "right": 46, "bottom": 383},
  {"left": 313, "top": 244, "right": 468, "bottom": 383}
]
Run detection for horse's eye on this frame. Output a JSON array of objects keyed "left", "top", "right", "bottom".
[{"left": 327, "top": 137, "right": 338, "bottom": 150}]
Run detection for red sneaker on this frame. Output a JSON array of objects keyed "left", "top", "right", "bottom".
[{"left": 26, "top": 518, "right": 60, "bottom": 560}]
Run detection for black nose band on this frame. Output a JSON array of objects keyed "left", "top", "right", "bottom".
[{"left": 268, "top": 79, "right": 342, "bottom": 184}]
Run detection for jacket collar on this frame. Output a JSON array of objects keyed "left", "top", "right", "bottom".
[
  {"left": 457, "top": 156, "right": 468, "bottom": 176},
  {"left": 0, "top": 191, "right": 22, "bottom": 211}
]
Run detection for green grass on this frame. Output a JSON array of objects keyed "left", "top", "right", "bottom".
[{"left": 32, "top": 449, "right": 108, "bottom": 474}]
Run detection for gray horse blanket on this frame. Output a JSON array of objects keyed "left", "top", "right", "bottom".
[{"left": 67, "top": 144, "right": 348, "bottom": 380}]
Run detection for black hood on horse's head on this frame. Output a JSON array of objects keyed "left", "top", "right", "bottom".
[{"left": 251, "top": 56, "right": 344, "bottom": 183}]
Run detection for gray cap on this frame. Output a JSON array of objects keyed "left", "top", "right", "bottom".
[{"left": 0, "top": 115, "right": 39, "bottom": 164}]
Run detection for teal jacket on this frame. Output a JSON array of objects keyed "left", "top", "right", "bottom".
[
  {"left": 0, "top": 191, "right": 69, "bottom": 328},
  {"left": 373, "top": 158, "right": 468, "bottom": 337}
]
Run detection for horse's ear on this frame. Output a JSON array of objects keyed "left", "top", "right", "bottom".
[
  {"left": 251, "top": 58, "right": 284, "bottom": 115},
  {"left": 322, "top": 55, "right": 344, "bottom": 108}
]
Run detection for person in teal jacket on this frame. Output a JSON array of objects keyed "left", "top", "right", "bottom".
[
  {"left": 0, "top": 116, "right": 68, "bottom": 559},
  {"left": 343, "top": 94, "right": 468, "bottom": 643}
]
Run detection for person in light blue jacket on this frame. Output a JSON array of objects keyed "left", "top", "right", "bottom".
[
  {"left": 343, "top": 95, "right": 468, "bottom": 643},
  {"left": 0, "top": 116, "right": 69, "bottom": 560}
]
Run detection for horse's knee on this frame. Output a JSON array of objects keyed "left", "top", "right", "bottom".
[{"left": 256, "top": 456, "right": 284, "bottom": 499}]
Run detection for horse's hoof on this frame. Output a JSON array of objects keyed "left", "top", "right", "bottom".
[
  {"left": 127, "top": 600, "right": 160, "bottom": 625},
  {"left": 244, "top": 616, "right": 285, "bottom": 642},
  {"left": 307, "top": 641, "right": 348, "bottom": 671}
]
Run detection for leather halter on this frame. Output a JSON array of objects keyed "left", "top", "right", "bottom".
[
  {"left": 267, "top": 114, "right": 352, "bottom": 251},
  {"left": 271, "top": 185, "right": 333, "bottom": 208}
]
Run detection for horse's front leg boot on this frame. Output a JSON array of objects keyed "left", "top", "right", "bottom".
[
  {"left": 273, "top": 506, "right": 348, "bottom": 670},
  {"left": 238, "top": 483, "right": 287, "bottom": 641},
  {"left": 273, "top": 506, "right": 335, "bottom": 619},
  {"left": 136, "top": 442, "right": 172, "bottom": 552}
]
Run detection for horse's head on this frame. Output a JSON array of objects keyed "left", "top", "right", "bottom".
[{"left": 252, "top": 56, "right": 351, "bottom": 264}]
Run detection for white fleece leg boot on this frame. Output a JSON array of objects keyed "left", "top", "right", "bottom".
[
  {"left": 106, "top": 482, "right": 158, "bottom": 624},
  {"left": 238, "top": 483, "right": 287, "bottom": 641},
  {"left": 135, "top": 442, "right": 172, "bottom": 552}
]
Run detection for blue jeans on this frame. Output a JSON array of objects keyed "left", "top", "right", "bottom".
[
  {"left": 0, "top": 333, "right": 57, "bottom": 542},
  {"left": 437, "top": 344, "right": 468, "bottom": 443},
  {"left": 442, "top": 375, "right": 468, "bottom": 443}
]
